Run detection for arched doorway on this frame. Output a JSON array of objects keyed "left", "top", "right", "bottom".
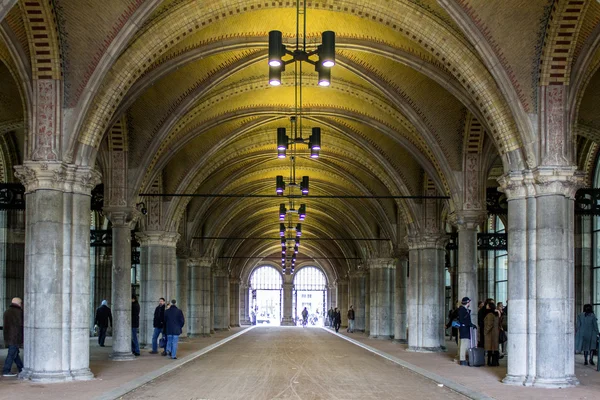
[
  {"left": 249, "top": 266, "right": 283, "bottom": 326},
  {"left": 293, "top": 266, "right": 328, "bottom": 327}
]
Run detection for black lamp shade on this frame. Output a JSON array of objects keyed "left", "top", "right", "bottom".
[
  {"left": 277, "top": 127, "right": 288, "bottom": 150},
  {"left": 279, "top": 203, "right": 287, "bottom": 220},
  {"left": 317, "top": 64, "right": 331, "bottom": 86},
  {"left": 320, "top": 31, "right": 335, "bottom": 67},
  {"left": 269, "top": 30, "right": 284, "bottom": 66},
  {"left": 310, "top": 127, "right": 321, "bottom": 150},
  {"left": 300, "top": 176, "right": 309, "bottom": 195},
  {"left": 276, "top": 175, "right": 285, "bottom": 195},
  {"left": 269, "top": 65, "right": 282, "bottom": 86}
]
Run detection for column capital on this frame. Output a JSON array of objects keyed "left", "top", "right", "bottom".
[
  {"left": 407, "top": 233, "right": 447, "bottom": 250},
  {"left": 498, "top": 166, "right": 585, "bottom": 200},
  {"left": 448, "top": 210, "right": 487, "bottom": 231},
  {"left": 367, "top": 258, "right": 396, "bottom": 269},
  {"left": 14, "top": 161, "right": 101, "bottom": 195},
  {"left": 103, "top": 206, "right": 140, "bottom": 229},
  {"left": 136, "top": 231, "right": 180, "bottom": 247},
  {"left": 350, "top": 269, "right": 368, "bottom": 278},
  {"left": 188, "top": 256, "right": 213, "bottom": 267}
]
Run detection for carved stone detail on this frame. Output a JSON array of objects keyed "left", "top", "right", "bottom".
[
  {"left": 31, "top": 80, "right": 60, "bottom": 161},
  {"left": 448, "top": 210, "right": 487, "bottom": 231},
  {"left": 14, "top": 161, "right": 101, "bottom": 195},
  {"left": 367, "top": 258, "right": 396, "bottom": 269},
  {"left": 498, "top": 167, "right": 585, "bottom": 200},
  {"left": 407, "top": 233, "right": 447, "bottom": 250},
  {"left": 103, "top": 207, "right": 141, "bottom": 230},
  {"left": 136, "top": 231, "right": 180, "bottom": 247}
]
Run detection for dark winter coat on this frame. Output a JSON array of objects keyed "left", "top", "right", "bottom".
[
  {"left": 457, "top": 306, "right": 475, "bottom": 339},
  {"left": 95, "top": 305, "right": 112, "bottom": 328},
  {"left": 131, "top": 300, "right": 140, "bottom": 328},
  {"left": 3, "top": 304, "right": 23, "bottom": 347},
  {"left": 164, "top": 305, "right": 185, "bottom": 336},
  {"left": 484, "top": 312, "right": 500, "bottom": 351},
  {"left": 478, "top": 307, "right": 487, "bottom": 346},
  {"left": 347, "top": 308, "right": 355, "bottom": 320},
  {"left": 333, "top": 311, "right": 342, "bottom": 324},
  {"left": 575, "top": 312, "right": 599, "bottom": 352},
  {"left": 153, "top": 304, "right": 165, "bottom": 329}
]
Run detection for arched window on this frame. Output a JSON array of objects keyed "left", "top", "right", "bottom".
[
  {"left": 250, "top": 266, "right": 282, "bottom": 289},
  {"left": 293, "top": 266, "right": 327, "bottom": 290}
]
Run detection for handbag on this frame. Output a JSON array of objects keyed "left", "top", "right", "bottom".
[
  {"left": 451, "top": 320, "right": 461, "bottom": 328},
  {"left": 159, "top": 337, "right": 166, "bottom": 349},
  {"left": 499, "top": 329, "right": 507, "bottom": 343}
]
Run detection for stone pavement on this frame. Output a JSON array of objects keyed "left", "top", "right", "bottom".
[
  {"left": 335, "top": 328, "right": 600, "bottom": 400},
  {"left": 1, "top": 326, "right": 599, "bottom": 399},
  {"left": 0, "top": 328, "right": 244, "bottom": 399},
  {"left": 123, "top": 326, "right": 465, "bottom": 400}
]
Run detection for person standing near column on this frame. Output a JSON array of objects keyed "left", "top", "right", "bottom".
[
  {"left": 347, "top": 305, "right": 355, "bottom": 333},
  {"left": 2, "top": 298, "right": 24, "bottom": 377},
  {"left": 327, "top": 307, "right": 334, "bottom": 328},
  {"left": 164, "top": 299, "right": 185, "bottom": 359},
  {"left": 150, "top": 298, "right": 166, "bottom": 354},
  {"left": 575, "top": 304, "right": 599, "bottom": 366},
  {"left": 131, "top": 295, "right": 141, "bottom": 356},
  {"left": 457, "top": 297, "right": 477, "bottom": 366},
  {"left": 333, "top": 307, "right": 341, "bottom": 332},
  {"left": 94, "top": 300, "right": 112, "bottom": 347}
]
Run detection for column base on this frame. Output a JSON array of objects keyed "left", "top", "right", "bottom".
[
  {"left": 407, "top": 346, "right": 445, "bottom": 353},
  {"left": 230, "top": 324, "right": 240, "bottom": 328},
  {"left": 503, "top": 374, "right": 580, "bottom": 388},
  {"left": 188, "top": 332, "right": 212, "bottom": 338},
  {"left": 19, "top": 367, "right": 94, "bottom": 382},
  {"left": 393, "top": 338, "right": 408, "bottom": 344},
  {"left": 214, "top": 327, "right": 231, "bottom": 331},
  {"left": 110, "top": 351, "right": 136, "bottom": 361},
  {"left": 369, "top": 335, "right": 394, "bottom": 340},
  {"left": 281, "top": 317, "right": 295, "bottom": 326},
  {"left": 210, "top": 329, "right": 215, "bottom": 334},
  {"left": 240, "top": 319, "right": 251, "bottom": 325}
]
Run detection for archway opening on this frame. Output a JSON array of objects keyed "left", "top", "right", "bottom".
[
  {"left": 293, "top": 266, "right": 328, "bottom": 327},
  {"left": 249, "top": 265, "right": 283, "bottom": 326}
]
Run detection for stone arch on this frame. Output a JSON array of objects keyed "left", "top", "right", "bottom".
[
  {"left": 73, "top": 0, "right": 524, "bottom": 170},
  {"left": 242, "top": 262, "right": 283, "bottom": 288},
  {"left": 293, "top": 263, "right": 333, "bottom": 288}
]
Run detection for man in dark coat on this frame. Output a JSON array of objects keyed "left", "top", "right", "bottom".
[
  {"left": 327, "top": 307, "right": 334, "bottom": 328},
  {"left": 131, "top": 295, "right": 141, "bottom": 356},
  {"left": 333, "top": 307, "right": 341, "bottom": 332},
  {"left": 94, "top": 300, "right": 112, "bottom": 347},
  {"left": 457, "top": 297, "right": 477, "bottom": 366},
  {"left": 164, "top": 299, "right": 185, "bottom": 359},
  {"left": 150, "top": 297, "right": 166, "bottom": 354},
  {"left": 347, "top": 305, "right": 355, "bottom": 333},
  {"left": 3, "top": 297, "right": 24, "bottom": 377}
]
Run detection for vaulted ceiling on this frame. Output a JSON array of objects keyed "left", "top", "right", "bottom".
[{"left": 1, "top": 0, "right": 600, "bottom": 280}]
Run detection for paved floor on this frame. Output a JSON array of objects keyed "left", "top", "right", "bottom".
[{"left": 123, "top": 327, "right": 465, "bottom": 400}]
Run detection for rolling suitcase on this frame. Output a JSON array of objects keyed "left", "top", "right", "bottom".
[{"left": 468, "top": 327, "right": 485, "bottom": 367}]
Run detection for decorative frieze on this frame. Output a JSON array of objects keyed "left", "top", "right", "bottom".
[
  {"left": 498, "top": 167, "right": 585, "bottom": 201},
  {"left": 136, "top": 231, "right": 180, "bottom": 247}
]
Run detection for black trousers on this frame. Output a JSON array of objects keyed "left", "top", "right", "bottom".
[
  {"left": 98, "top": 326, "right": 108, "bottom": 346},
  {"left": 334, "top": 322, "right": 341, "bottom": 331}
]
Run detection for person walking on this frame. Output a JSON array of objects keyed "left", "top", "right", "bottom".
[
  {"left": 484, "top": 302, "right": 500, "bottom": 366},
  {"left": 575, "top": 304, "right": 599, "bottom": 366},
  {"left": 457, "top": 297, "right": 477, "bottom": 366},
  {"left": 446, "top": 301, "right": 460, "bottom": 345},
  {"left": 347, "top": 305, "right": 355, "bottom": 333},
  {"left": 150, "top": 297, "right": 166, "bottom": 354},
  {"left": 131, "top": 294, "right": 141, "bottom": 356},
  {"left": 333, "top": 307, "right": 341, "bottom": 332},
  {"left": 2, "top": 297, "right": 24, "bottom": 377},
  {"left": 327, "top": 307, "right": 334, "bottom": 328},
  {"left": 164, "top": 299, "right": 185, "bottom": 359},
  {"left": 301, "top": 307, "right": 309, "bottom": 327},
  {"left": 94, "top": 299, "right": 112, "bottom": 347}
]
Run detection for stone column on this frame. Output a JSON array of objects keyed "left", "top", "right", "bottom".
[
  {"left": 213, "top": 269, "right": 230, "bottom": 330},
  {"left": 349, "top": 271, "right": 366, "bottom": 332},
  {"left": 327, "top": 284, "right": 336, "bottom": 309},
  {"left": 281, "top": 274, "right": 294, "bottom": 325},
  {"left": 15, "top": 162, "right": 100, "bottom": 382},
  {"left": 239, "top": 282, "right": 250, "bottom": 325},
  {"left": 407, "top": 235, "right": 446, "bottom": 352},
  {"left": 176, "top": 255, "right": 189, "bottom": 337},
  {"left": 451, "top": 211, "right": 486, "bottom": 326},
  {"left": 337, "top": 279, "right": 349, "bottom": 328},
  {"left": 104, "top": 208, "right": 139, "bottom": 361},
  {"left": 394, "top": 253, "right": 408, "bottom": 343},
  {"left": 137, "top": 231, "right": 179, "bottom": 346},
  {"left": 187, "top": 257, "right": 212, "bottom": 337},
  {"left": 230, "top": 278, "right": 240, "bottom": 327},
  {"left": 368, "top": 258, "right": 395, "bottom": 339},
  {"left": 499, "top": 168, "right": 581, "bottom": 387}
]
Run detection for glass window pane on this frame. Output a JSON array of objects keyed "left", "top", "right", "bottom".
[{"left": 495, "top": 281, "right": 507, "bottom": 305}]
